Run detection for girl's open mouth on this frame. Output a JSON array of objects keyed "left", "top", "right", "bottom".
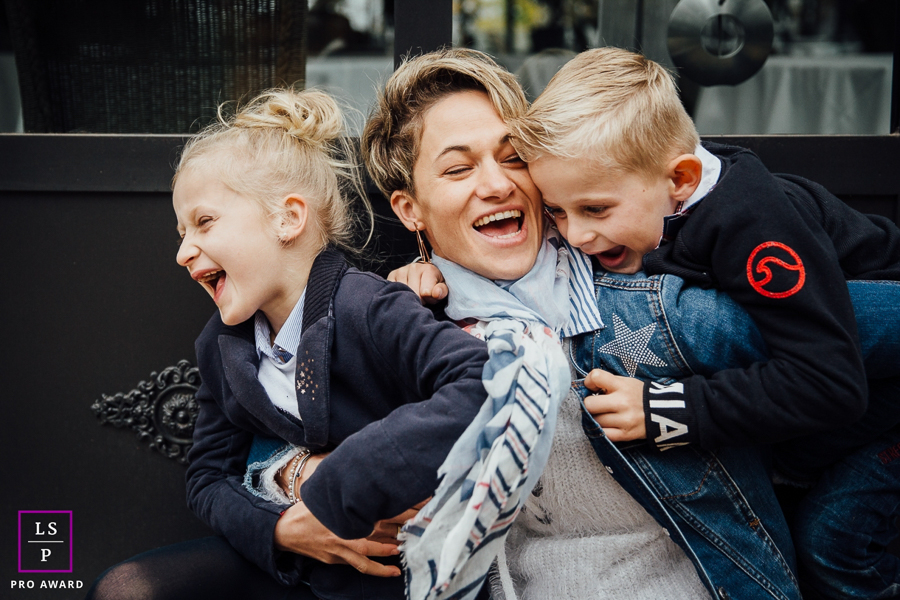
[
  {"left": 472, "top": 209, "right": 524, "bottom": 239},
  {"left": 196, "top": 269, "right": 227, "bottom": 301}
]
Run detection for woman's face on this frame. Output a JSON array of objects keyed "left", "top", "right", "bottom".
[{"left": 406, "top": 90, "right": 542, "bottom": 280}]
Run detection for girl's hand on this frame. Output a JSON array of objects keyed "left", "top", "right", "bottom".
[
  {"left": 388, "top": 262, "right": 448, "bottom": 305},
  {"left": 367, "top": 499, "right": 430, "bottom": 544},
  {"left": 583, "top": 369, "right": 647, "bottom": 442},
  {"left": 274, "top": 502, "right": 401, "bottom": 577}
]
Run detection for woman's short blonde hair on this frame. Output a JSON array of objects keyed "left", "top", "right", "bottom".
[
  {"left": 362, "top": 47, "right": 528, "bottom": 198},
  {"left": 174, "top": 88, "right": 372, "bottom": 252},
  {"left": 508, "top": 47, "right": 699, "bottom": 177}
]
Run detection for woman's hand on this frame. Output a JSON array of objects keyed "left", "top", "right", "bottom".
[
  {"left": 277, "top": 452, "right": 328, "bottom": 500},
  {"left": 274, "top": 502, "right": 401, "bottom": 577},
  {"left": 367, "top": 499, "right": 429, "bottom": 544},
  {"left": 388, "top": 262, "right": 448, "bottom": 305},
  {"left": 583, "top": 369, "right": 647, "bottom": 442}
]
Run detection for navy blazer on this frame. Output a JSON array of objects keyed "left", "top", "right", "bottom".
[{"left": 185, "top": 248, "right": 489, "bottom": 599}]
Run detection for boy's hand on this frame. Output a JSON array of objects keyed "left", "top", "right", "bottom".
[
  {"left": 388, "top": 262, "right": 448, "bottom": 305},
  {"left": 274, "top": 502, "right": 401, "bottom": 577},
  {"left": 583, "top": 369, "right": 646, "bottom": 442}
]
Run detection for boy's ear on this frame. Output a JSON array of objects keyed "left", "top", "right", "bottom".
[
  {"left": 667, "top": 154, "right": 703, "bottom": 205},
  {"left": 390, "top": 190, "right": 421, "bottom": 233},
  {"left": 278, "top": 194, "right": 309, "bottom": 243}
]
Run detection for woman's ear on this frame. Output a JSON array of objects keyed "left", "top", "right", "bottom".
[
  {"left": 666, "top": 154, "right": 703, "bottom": 204},
  {"left": 390, "top": 190, "right": 422, "bottom": 233},
  {"left": 278, "top": 194, "right": 309, "bottom": 243}
]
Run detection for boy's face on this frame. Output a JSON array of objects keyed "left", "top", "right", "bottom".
[{"left": 529, "top": 155, "right": 680, "bottom": 273}]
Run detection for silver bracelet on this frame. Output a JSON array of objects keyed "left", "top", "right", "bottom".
[
  {"left": 285, "top": 449, "right": 310, "bottom": 504},
  {"left": 289, "top": 451, "right": 313, "bottom": 504}
]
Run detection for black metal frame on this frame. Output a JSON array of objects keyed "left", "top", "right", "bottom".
[
  {"left": 393, "top": 0, "right": 452, "bottom": 68},
  {"left": 893, "top": 3, "right": 899, "bottom": 134},
  {"left": 1, "top": 134, "right": 896, "bottom": 222}
]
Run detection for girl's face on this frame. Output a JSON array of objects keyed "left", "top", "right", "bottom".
[
  {"left": 174, "top": 167, "right": 297, "bottom": 331},
  {"left": 402, "top": 90, "right": 543, "bottom": 281}
]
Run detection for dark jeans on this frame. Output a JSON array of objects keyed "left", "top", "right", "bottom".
[
  {"left": 84, "top": 536, "right": 319, "bottom": 600},
  {"left": 792, "top": 426, "right": 900, "bottom": 599}
]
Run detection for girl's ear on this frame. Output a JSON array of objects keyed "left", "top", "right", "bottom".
[
  {"left": 278, "top": 194, "right": 309, "bottom": 243},
  {"left": 390, "top": 190, "right": 422, "bottom": 233},
  {"left": 667, "top": 154, "right": 703, "bottom": 205}
]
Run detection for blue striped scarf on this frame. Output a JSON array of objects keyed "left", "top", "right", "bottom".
[{"left": 402, "top": 231, "right": 577, "bottom": 600}]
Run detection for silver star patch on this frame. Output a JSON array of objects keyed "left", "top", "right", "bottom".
[{"left": 597, "top": 314, "right": 667, "bottom": 377}]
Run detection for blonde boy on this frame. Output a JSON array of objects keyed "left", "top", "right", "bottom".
[
  {"left": 509, "top": 46, "right": 900, "bottom": 452},
  {"left": 509, "top": 46, "right": 900, "bottom": 598}
]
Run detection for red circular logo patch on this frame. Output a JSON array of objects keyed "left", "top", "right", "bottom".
[{"left": 746, "top": 241, "right": 806, "bottom": 299}]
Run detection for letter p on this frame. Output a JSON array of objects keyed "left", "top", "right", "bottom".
[{"left": 41, "top": 548, "right": 51, "bottom": 562}]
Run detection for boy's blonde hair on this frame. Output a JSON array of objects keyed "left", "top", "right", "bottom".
[
  {"left": 362, "top": 47, "right": 528, "bottom": 198},
  {"left": 509, "top": 47, "right": 699, "bottom": 177},
  {"left": 174, "top": 88, "right": 372, "bottom": 252}
]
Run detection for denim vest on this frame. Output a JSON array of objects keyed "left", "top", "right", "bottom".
[{"left": 570, "top": 271, "right": 800, "bottom": 600}]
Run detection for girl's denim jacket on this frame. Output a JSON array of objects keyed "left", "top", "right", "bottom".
[{"left": 570, "top": 270, "right": 800, "bottom": 600}]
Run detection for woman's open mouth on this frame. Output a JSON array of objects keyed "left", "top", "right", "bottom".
[{"left": 472, "top": 209, "right": 524, "bottom": 239}]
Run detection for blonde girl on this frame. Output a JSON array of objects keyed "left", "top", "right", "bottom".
[{"left": 85, "top": 89, "right": 489, "bottom": 600}]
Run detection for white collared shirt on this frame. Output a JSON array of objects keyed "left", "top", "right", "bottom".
[{"left": 254, "top": 291, "right": 306, "bottom": 420}]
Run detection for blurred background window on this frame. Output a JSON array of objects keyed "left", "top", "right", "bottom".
[
  {"left": 0, "top": 0, "right": 894, "bottom": 135},
  {"left": 451, "top": 0, "right": 896, "bottom": 134},
  {"left": 0, "top": 0, "right": 394, "bottom": 134},
  {"left": 304, "top": 0, "right": 393, "bottom": 135}
]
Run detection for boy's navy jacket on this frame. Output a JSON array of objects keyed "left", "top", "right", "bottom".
[
  {"left": 642, "top": 142, "right": 900, "bottom": 451},
  {"left": 185, "top": 248, "right": 488, "bottom": 599}
]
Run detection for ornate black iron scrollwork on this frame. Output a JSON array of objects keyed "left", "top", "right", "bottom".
[{"left": 91, "top": 360, "right": 201, "bottom": 465}]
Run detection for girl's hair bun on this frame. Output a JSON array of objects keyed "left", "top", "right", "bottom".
[
  {"left": 232, "top": 88, "right": 344, "bottom": 149},
  {"left": 175, "top": 87, "right": 373, "bottom": 256}
]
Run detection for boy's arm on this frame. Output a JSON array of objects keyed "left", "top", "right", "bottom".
[{"left": 641, "top": 172, "right": 868, "bottom": 451}]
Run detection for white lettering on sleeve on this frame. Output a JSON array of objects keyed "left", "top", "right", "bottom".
[
  {"left": 649, "top": 382, "right": 684, "bottom": 395},
  {"left": 652, "top": 414, "right": 689, "bottom": 444}
]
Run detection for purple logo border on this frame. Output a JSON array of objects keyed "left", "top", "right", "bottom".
[{"left": 17, "top": 510, "right": 73, "bottom": 573}]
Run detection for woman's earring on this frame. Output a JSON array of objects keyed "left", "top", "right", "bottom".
[{"left": 415, "top": 227, "right": 431, "bottom": 264}]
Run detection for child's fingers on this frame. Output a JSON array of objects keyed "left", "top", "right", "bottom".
[
  {"left": 592, "top": 408, "right": 632, "bottom": 431},
  {"left": 597, "top": 426, "right": 631, "bottom": 443},
  {"left": 583, "top": 393, "right": 619, "bottom": 415},
  {"left": 584, "top": 368, "right": 615, "bottom": 394},
  {"left": 388, "top": 263, "right": 446, "bottom": 304},
  {"left": 417, "top": 265, "right": 447, "bottom": 304},
  {"left": 420, "top": 267, "right": 443, "bottom": 292},
  {"left": 427, "top": 282, "right": 449, "bottom": 302},
  {"left": 592, "top": 410, "right": 643, "bottom": 442},
  {"left": 584, "top": 389, "right": 647, "bottom": 442},
  {"left": 387, "top": 265, "right": 413, "bottom": 286}
]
